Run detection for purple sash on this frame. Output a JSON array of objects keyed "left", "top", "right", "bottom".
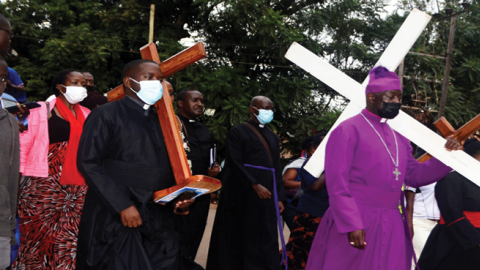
[{"left": 244, "top": 163, "right": 287, "bottom": 269}]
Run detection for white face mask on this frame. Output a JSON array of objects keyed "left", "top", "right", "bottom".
[
  {"left": 129, "top": 78, "right": 163, "bottom": 105},
  {"left": 61, "top": 85, "right": 88, "bottom": 104}
]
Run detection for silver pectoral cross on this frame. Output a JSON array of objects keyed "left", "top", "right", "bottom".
[{"left": 393, "top": 167, "right": 401, "bottom": 181}]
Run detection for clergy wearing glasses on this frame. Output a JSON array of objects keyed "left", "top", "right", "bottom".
[{"left": 306, "top": 67, "right": 463, "bottom": 270}]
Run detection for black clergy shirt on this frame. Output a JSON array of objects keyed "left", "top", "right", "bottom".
[
  {"left": 177, "top": 114, "right": 214, "bottom": 176},
  {"left": 76, "top": 97, "right": 179, "bottom": 270}
]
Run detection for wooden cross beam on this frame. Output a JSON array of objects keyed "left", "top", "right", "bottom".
[
  {"left": 107, "top": 43, "right": 207, "bottom": 102},
  {"left": 106, "top": 42, "right": 221, "bottom": 203},
  {"left": 417, "top": 114, "right": 480, "bottom": 162}
]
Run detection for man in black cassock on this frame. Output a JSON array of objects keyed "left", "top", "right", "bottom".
[
  {"left": 76, "top": 59, "right": 193, "bottom": 270},
  {"left": 419, "top": 138, "right": 480, "bottom": 270},
  {"left": 175, "top": 89, "right": 220, "bottom": 261},
  {"left": 206, "top": 96, "right": 286, "bottom": 270}
]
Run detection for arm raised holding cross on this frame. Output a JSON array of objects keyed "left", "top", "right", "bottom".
[
  {"left": 75, "top": 44, "right": 220, "bottom": 269},
  {"left": 285, "top": 10, "right": 475, "bottom": 270},
  {"left": 302, "top": 66, "right": 463, "bottom": 269},
  {"left": 106, "top": 42, "right": 221, "bottom": 207}
]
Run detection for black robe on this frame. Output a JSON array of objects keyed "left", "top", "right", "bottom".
[
  {"left": 418, "top": 171, "right": 480, "bottom": 270},
  {"left": 76, "top": 97, "right": 180, "bottom": 270},
  {"left": 175, "top": 113, "right": 214, "bottom": 261},
  {"left": 206, "top": 120, "right": 286, "bottom": 270}
]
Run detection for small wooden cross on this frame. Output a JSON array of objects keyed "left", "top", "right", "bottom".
[
  {"left": 417, "top": 114, "right": 480, "bottom": 162},
  {"left": 106, "top": 42, "right": 222, "bottom": 203}
]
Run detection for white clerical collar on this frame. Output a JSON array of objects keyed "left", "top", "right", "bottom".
[
  {"left": 189, "top": 119, "right": 195, "bottom": 122},
  {"left": 363, "top": 109, "right": 388, "bottom": 123},
  {"left": 127, "top": 95, "right": 150, "bottom": 111},
  {"left": 259, "top": 124, "right": 265, "bottom": 128}
]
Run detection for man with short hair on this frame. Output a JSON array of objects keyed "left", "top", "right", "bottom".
[
  {"left": 79, "top": 72, "right": 108, "bottom": 111},
  {"left": 0, "top": 15, "right": 26, "bottom": 103},
  {"left": 165, "top": 80, "right": 174, "bottom": 102},
  {"left": 0, "top": 14, "right": 11, "bottom": 56},
  {"left": 0, "top": 14, "right": 28, "bottom": 132},
  {"left": 0, "top": 16, "right": 20, "bottom": 270},
  {"left": 5, "top": 68, "right": 26, "bottom": 103},
  {"left": 175, "top": 89, "right": 220, "bottom": 262},
  {"left": 306, "top": 66, "right": 463, "bottom": 270},
  {"left": 207, "top": 96, "right": 286, "bottom": 270},
  {"left": 81, "top": 71, "right": 95, "bottom": 92},
  {"left": 0, "top": 57, "right": 19, "bottom": 270},
  {"left": 76, "top": 59, "right": 193, "bottom": 270}
]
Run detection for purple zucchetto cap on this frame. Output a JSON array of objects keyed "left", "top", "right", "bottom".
[{"left": 365, "top": 66, "right": 402, "bottom": 94}]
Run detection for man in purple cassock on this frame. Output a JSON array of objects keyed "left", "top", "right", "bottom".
[{"left": 306, "top": 66, "right": 463, "bottom": 270}]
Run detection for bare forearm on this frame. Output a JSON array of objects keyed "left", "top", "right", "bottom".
[
  {"left": 310, "top": 174, "right": 326, "bottom": 191},
  {"left": 405, "top": 190, "right": 415, "bottom": 219},
  {"left": 283, "top": 168, "right": 300, "bottom": 188},
  {"left": 284, "top": 179, "right": 301, "bottom": 188},
  {"left": 11, "top": 84, "right": 26, "bottom": 92},
  {"left": 405, "top": 190, "right": 415, "bottom": 237}
]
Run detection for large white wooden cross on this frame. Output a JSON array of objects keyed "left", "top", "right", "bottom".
[{"left": 285, "top": 8, "right": 480, "bottom": 186}]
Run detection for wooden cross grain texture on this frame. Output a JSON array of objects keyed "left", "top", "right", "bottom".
[
  {"left": 285, "top": 9, "right": 480, "bottom": 186},
  {"left": 417, "top": 114, "right": 480, "bottom": 163},
  {"left": 106, "top": 42, "right": 221, "bottom": 203},
  {"left": 107, "top": 43, "right": 207, "bottom": 102}
]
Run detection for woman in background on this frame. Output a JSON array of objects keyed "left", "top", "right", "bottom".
[
  {"left": 13, "top": 70, "right": 90, "bottom": 270},
  {"left": 282, "top": 136, "right": 314, "bottom": 230},
  {"left": 285, "top": 133, "right": 328, "bottom": 270}
]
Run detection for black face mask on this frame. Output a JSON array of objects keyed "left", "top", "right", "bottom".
[
  {"left": 378, "top": 102, "right": 401, "bottom": 119},
  {"left": 85, "top": 85, "right": 94, "bottom": 92}
]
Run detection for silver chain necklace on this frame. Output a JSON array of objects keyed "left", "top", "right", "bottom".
[{"left": 360, "top": 112, "right": 401, "bottom": 181}]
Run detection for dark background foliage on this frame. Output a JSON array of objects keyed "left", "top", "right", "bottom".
[{"left": 2, "top": 0, "right": 479, "bottom": 160}]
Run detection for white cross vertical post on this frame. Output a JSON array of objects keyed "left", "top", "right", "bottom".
[{"left": 285, "top": 8, "right": 480, "bottom": 186}]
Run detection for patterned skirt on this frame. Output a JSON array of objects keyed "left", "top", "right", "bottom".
[
  {"left": 285, "top": 211, "right": 322, "bottom": 270},
  {"left": 12, "top": 142, "right": 88, "bottom": 270}
]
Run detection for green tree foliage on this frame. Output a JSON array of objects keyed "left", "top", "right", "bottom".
[
  {"left": 176, "top": 0, "right": 390, "bottom": 157},
  {"left": 394, "top": 1, "right": 480, "bottom": 127},
  {"left": 3, "top": 0, "right": 480, "bottom": 159},
  {"left": 2, "top": 0, "right": 199, "bottom": 98}
]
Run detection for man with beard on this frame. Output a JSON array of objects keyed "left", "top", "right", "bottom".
[{"left": 175, "top": 89, "right": 220, "bottom": 262}]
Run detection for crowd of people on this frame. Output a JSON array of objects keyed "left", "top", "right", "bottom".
[{"left": 1, "top": 13, "right": 480, "bottom": 270}]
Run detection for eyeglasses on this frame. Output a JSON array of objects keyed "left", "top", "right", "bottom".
[
  {"left": 0, "top": 27, "right": 13, "bottom": 39},
  {"left": 253, "top": 106, "right": 276, "bottom": 113}
]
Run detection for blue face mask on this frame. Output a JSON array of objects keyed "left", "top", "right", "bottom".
[
  {"left": 253, "top": 107, "right": 274, "bottom": 124},
  {"left": 129, "top": 78, "right": 163, "bottom": 105}
]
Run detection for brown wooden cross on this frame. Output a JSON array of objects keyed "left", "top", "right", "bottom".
[
  {"left": 107, "top": 42, "right": 221, "bottom": 203},
  {"left": 417, "top": 114, "right": 480, "bottom": 162}
]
